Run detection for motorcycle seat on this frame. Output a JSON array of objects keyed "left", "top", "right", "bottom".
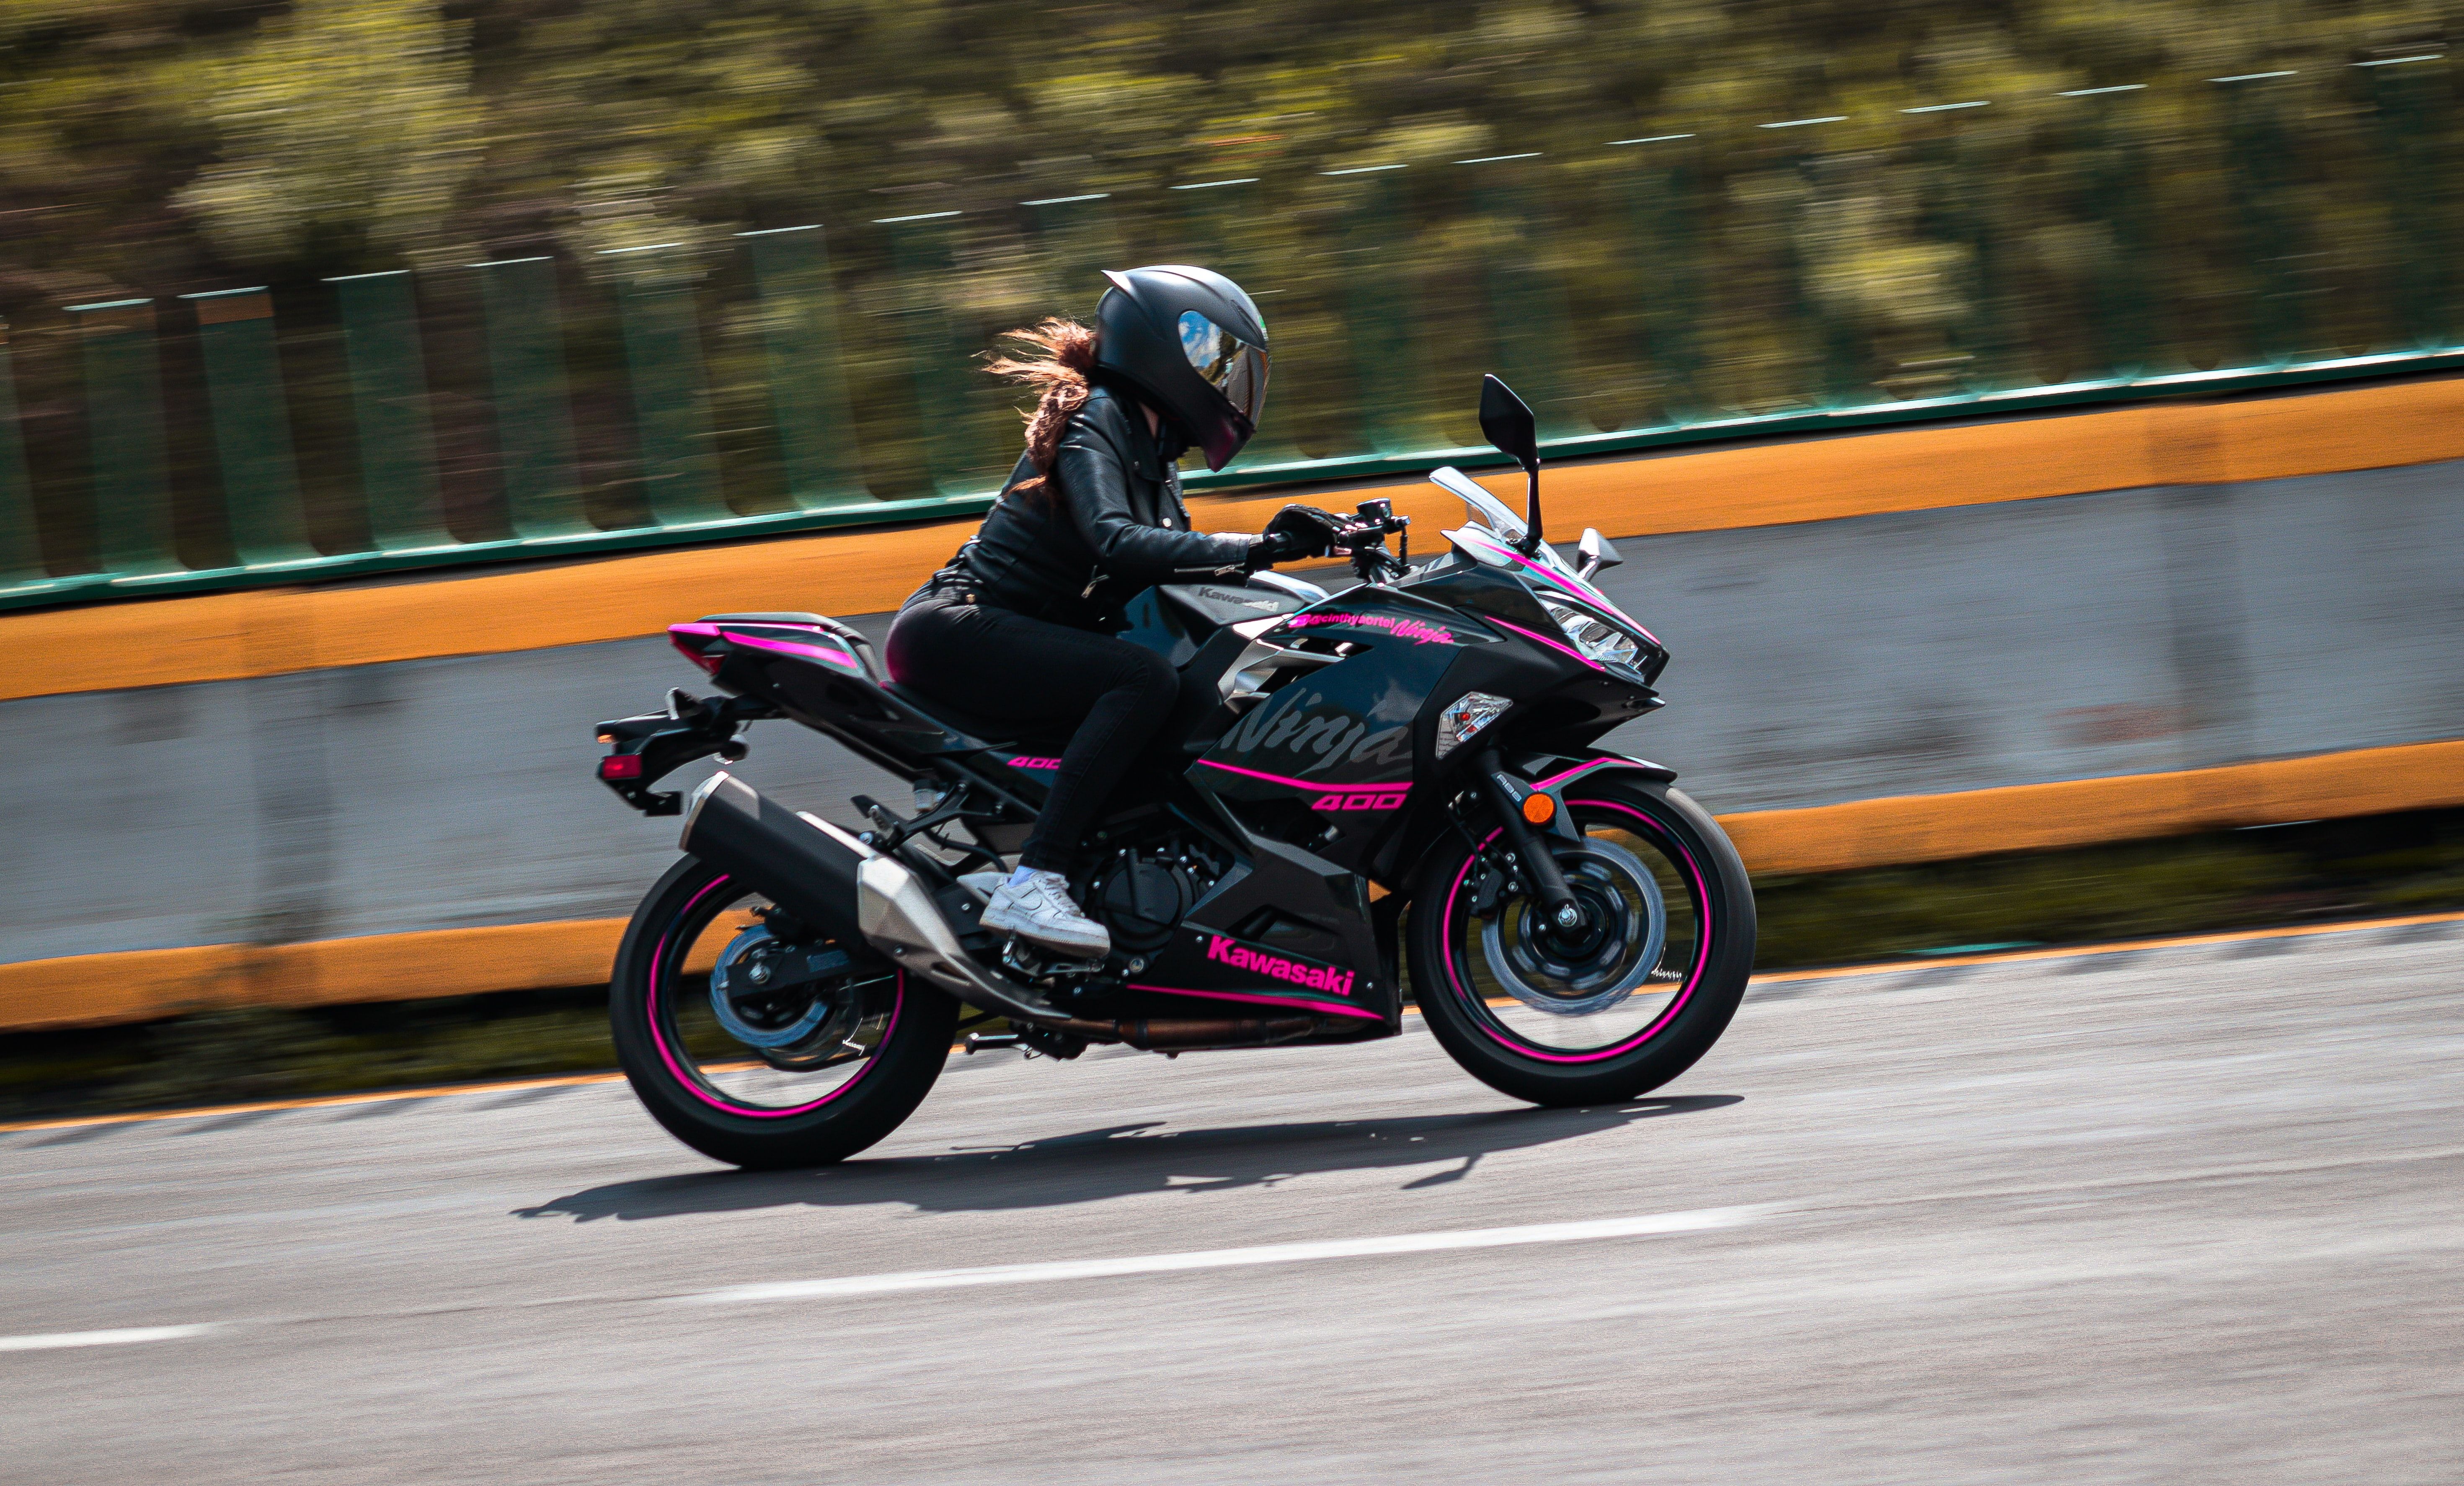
[{"left": 882, "top": 683, "right": 1075, "bottom": 752}]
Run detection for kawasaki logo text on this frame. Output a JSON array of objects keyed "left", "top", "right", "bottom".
[{"left": 1205, "top": 935, "right": 1356, "bottom": 996}]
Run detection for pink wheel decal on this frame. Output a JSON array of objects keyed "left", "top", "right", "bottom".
[
  {"left": 1437, "top": 798, "right": 1711, "bottom": 1064},
  {"left": 642, "top": 874, "right": 903, "bottom": 1118}
]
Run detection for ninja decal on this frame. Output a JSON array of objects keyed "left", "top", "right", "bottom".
[{"left": 1218, "top": 687, "right": 1409, "bottom": 776}]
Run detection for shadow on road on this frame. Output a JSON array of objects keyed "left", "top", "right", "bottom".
[{"left": 512, "top": 1095, "right": 1740, "bottom": 1223}]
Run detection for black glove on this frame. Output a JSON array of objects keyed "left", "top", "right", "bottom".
[{"left": 1245, "top": 504, "right": 1346, "bottom": 570}]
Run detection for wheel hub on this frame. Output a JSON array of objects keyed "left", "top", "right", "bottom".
[
  {"left": 1479, "top": 836, "right": 1668, "bottom": 1017},
  {"left": 710, "top": 925, "right": 866, "bottom": 1068}
]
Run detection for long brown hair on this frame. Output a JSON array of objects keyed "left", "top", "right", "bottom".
[{"left": 984, "top": 318, "right": 1100, "bottom": 496}]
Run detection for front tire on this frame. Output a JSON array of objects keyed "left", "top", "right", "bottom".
[
  {"left": 1406, "top": 778, "right": 1755, "bottom": 1106},
  {"left": 610, "top": 855, "right": 960, "bottom": 1169}
]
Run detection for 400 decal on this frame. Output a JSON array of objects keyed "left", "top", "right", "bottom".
[{"left": 1310, "top": 787, "right": 1408, "bottom": 811}]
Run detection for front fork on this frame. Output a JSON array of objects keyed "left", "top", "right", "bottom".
[{"left": 1471, "top": 748, "right": 1582, "bottom": 930}]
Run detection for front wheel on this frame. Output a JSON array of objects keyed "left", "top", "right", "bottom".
[
  {"left": 1406, "top": 778, "right": 1755, "bottom": 1106},
  {"left": 610, "top": 856, "right": 960, "bottom": 1169}
]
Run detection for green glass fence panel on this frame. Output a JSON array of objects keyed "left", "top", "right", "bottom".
[
  {"left": 2370, "top": 59, "right": 2454, "bottom": 349},
  {"left": 183, "top": 287, "right": 314, "bottom": 566},
  {"left": 2221, "top": 77, "right": 2306, "bottom": 366},
  {"left": 1621, "top": 144, "right": 1709, "bottom": 423},
  {"left": 66, "top": 298, "right": 179, "bottom": 576},
  {"left": 883, "top": 215, "right": 991, "bottom": 497},
  {"left": 473, "top": 256, "right": 589, "bottom": 538},
  {"left": 0, "top": 319, "right": 39, "bottom": 584},
  {"left": 328, "top": 270, "right": 449, "bottom": 550},
  {"left": 1945, "top": 129, "right": 2016, "bottom": 392},
  {"left": 24, "top": 72, "right": 2464, "bottom": 613},
  {"left": 1467, "top": 157, "right": 1583, "bottom": 437},
  {"left": 1788, "top": 148, "right": 1869, "bottom": 409},
  {"left": 1333, "top": 170, "right": 1427, "bottom": 453},
  {"left": 603, "top": 245, "right": 727, "bottom": 527},
  {"left": 738, "top": 226, "right": 871, "bottom": 507},
  {"left": 2083, "top": 97, "right": 2160, "bottom": 378}
]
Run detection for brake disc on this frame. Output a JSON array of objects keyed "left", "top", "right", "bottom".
[{"left": 1478, "top": 836, "right": 1668, "bottom": 1017}]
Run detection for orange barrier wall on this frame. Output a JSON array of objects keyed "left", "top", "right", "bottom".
[{"left": 6, "top": 738, "right": 2459, "bottom": 1031}]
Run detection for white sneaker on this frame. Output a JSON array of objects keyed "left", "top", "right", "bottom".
[
  {"left": 982, "top": 870, "right": 1111, "bottom": 959},
  {"left": 957, "top": 870, "right": 1007, "bottom": 903}
]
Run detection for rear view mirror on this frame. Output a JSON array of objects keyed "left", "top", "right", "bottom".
[
  {"left": 1576, "top": 528, "right": 1622, "bottom": 580},
  {"left": 1479, "top": 375, "right": 1544, "bottom": 555},
  {"left": 1478, "top": 375, "right": 1539, "bottom": 471}
]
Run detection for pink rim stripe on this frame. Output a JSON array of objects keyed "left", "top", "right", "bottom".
[
  {"left": 645, "top": 873, "right": 899, "bottom": 1117},
  {"left": 1439, "top": 798, "right": 1709, "bottom": 1063}
]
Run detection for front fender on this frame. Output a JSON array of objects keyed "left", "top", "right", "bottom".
[
  {"left": 1368, "top": 748, "right": 1678, "bottom": 895},
  {"left": 1506, "top": 751, "right": 1678, "bottom": 841},
  {"left": 1514, "top": 750, "right": 1679, "bottom": 793}
]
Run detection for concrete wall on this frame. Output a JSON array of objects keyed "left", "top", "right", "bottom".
[{"left": 6, "top": 459, "right": 2461, "bottom": 968}]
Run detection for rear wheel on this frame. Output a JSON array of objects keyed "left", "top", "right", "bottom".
[
  {"left": 610, "top": 856, "right": 960, "bottom": 1168},
  {"left": 1406, "top": 778, "right": 1754, "bottom": 1106}
]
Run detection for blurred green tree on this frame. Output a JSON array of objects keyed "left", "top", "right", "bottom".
[{"left": 174, "top": 0, "right": 483, "bottom": 271}]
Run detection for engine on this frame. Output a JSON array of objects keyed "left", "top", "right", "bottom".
[{"left": 1084, "top": 835, "right": 1229, "bottom": 955}]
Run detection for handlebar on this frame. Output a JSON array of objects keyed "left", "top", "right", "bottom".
[{"left": 1336, "top": 497, "right": 1410, "bottom": 580}]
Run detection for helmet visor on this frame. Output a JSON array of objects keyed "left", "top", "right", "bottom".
[{"left": 1177, "top": 311, "right": 1269, "bottom": 425}]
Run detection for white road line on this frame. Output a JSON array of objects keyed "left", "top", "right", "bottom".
[
  {"left": 0, "top": 1324, "right": 214, "bottom": 1354},
  {"left": 682, "top": 1206, "right": 1768, "bottom": 1304}
]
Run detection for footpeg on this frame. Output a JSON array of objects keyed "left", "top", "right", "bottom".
[
  {"left": 963, "top": 1032, "right": 1024, "bottom": 1054},
  {"left": 1001, "top": 938, "right": 1103, "bottom": 983}
]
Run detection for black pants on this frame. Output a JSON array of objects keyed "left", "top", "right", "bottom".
[{"left": 885, "top": 591, "right": 1178, "bottom": 872}]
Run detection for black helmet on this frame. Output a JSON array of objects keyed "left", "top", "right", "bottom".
[{"left": 1094, "top": 265, "right": 1269, "bottom": 471}]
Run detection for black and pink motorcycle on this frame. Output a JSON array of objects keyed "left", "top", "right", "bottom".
[{"left": 591, "top": 378, "right": 1755, "bottom": 1168}]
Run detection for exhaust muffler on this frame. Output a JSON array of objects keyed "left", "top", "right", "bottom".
[
  {"left": 681, "top": 773, "right": 1079, "bottom": 1028},
  {"left": 678, "top": 772, "right": 871, "bottom": 933}
]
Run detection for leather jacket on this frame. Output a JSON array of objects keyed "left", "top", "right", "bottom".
[{"left": 922, "top": 384, "right": 1256, "bottom": 629}]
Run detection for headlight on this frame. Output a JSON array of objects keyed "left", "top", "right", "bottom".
[{"left": 1539, "top": 598, "right": 1641, "bottom": 669}]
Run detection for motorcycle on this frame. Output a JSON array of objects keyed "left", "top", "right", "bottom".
[{"left": 591, "top": 377, "right": 1756, "bottom": 1168}]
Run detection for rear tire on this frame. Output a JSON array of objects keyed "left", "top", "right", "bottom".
[
  {"left": 610, "top": 855, "right": 960, "bottom": 1169},
  {"left": 1406, "top": 778, "right": 1754, "bottom": 1107}
]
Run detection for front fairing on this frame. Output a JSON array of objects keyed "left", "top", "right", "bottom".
[{"left": 1401, "top": 529, "right": 1668, "bottom": 687}]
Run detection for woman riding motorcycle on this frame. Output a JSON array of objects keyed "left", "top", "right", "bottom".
[{"left": 885, "top": 265, "right": 1342, "bottom": 959}]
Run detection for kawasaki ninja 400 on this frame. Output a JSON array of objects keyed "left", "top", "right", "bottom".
[{"left": 591, "top": 378, "right": 1756, "bottom": 1168}]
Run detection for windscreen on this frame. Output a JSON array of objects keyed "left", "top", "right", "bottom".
[{"left": 1427, "top": 466, "right": 1526, "bottom": 543}]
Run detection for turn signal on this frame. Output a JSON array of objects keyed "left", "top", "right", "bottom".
[{"left": 1521, "top": 793, "right": 1555, "bottom": 825}]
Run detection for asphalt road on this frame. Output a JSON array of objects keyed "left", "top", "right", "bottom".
[{"left": 4, "top": 922, "right": 2460, "bottom": 1484}]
